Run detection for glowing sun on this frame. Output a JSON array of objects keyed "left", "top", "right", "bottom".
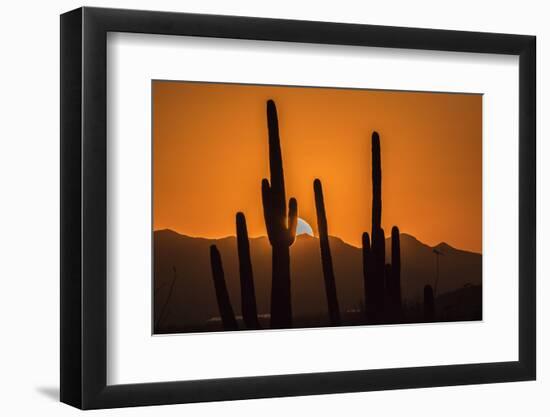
[{"left": 296, "top": 218, "right": 314, "bottom": 236}]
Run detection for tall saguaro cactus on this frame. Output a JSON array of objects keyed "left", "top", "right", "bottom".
[
  {"left": 369, "top": 132, "right": 386, "bottom": 323},
  {"left": 313, "top": 179, "right": 341, "bottom": 326},
  {"left": 362, "top": 131, "right": 402, "bottom": 324},
  {"left": 370, "top": 132, "right": 386, "bottom": 297},
  {"left": 236, "top": 212, "right": 260, "bottom": 330},
  {"left": 209, "top": 245, "right": 238, "bottom": 331},
  {"left": 261, "top": 99, "right": 298, "bottom": 329}
]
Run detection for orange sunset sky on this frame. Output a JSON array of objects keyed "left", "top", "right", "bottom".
[{"left": 153, "top": 81, "right": 482, "bottom": 253}]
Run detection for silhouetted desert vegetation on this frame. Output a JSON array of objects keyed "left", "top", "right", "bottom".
[{"left": 154, "top": 100, "right": 482, "bottom": 334}]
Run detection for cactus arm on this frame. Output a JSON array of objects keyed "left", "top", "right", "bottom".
[
  {"left": 209, "top": 245, "right": 238, "bottom": 331},
  {"left": 362, "top": 232, "right": 371, "bottom": 271},
  {"left": 287, "top": 197, "right": 298, "bottom": 244},
  {"left": 261, "top": 179, "right": 275, "bottom": 243}
]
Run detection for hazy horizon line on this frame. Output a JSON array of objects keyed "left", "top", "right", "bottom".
[{"left": 153, "top": 227, "right": 482, "bottom": 255}]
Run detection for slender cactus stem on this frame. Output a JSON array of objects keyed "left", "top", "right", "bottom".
[
  {"left": 236, "top": 212, "right": 260, "bottom": 329},
  {"left": 209, "top": 245, "right": 238, "bottom": 331},
  {"left": 314, "top": 178, "right": 341, "bottom": 326}
]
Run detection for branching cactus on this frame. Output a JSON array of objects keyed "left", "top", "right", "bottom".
[
  {"left": 209, "top": 245, "right": 238, "bottom": 331},
  {"left": 370, "top": 131, "right": 386, "bottom": 318},
  {"left": 236, "top": 212, "right": 260, "bottom": 330},
  {"left": 362, "top": 131, "right": 402, "bottom": 324},
  {"left": 261, "top": 99, "right": 298, "bottom": 329},
  {"left": 314, "top": 178, "right": 341, "bottom": 326}
]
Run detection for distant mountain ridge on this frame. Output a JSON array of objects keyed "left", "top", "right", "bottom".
[{"left": 154, "top": 229, "right": 481, "bottom": 332}]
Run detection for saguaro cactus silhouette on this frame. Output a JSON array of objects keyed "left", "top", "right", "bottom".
[
  {"left": 364, "top": 132, "right": 386, "bottom": 323},
  {"left": 423, "top": 284, "right": 435, "bottom": 322},
  {"left": 371, "top": 132, "right": 386, "bottom": 318},
  {"left": 313, "top": 178, "right": 341, "bottom": 326},
  {"left": 362, "top": 131, "right": 402, "bottom": 324},
  {"left": 236, "top": 212, "right": 260, "bottom": 329},
  {"left": 261, "top": 99, "right": 298, "bottom": 329},
  {"left": 209, "top": 245, "right": 238, "bottom": 331}
]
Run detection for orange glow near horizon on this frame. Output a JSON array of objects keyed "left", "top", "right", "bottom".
[{"left": 153, "top": 81, "right": 482, "bottom": 253}]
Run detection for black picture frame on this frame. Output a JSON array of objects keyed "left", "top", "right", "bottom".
[{"left": 60, "top": 6, "right": 536, "bottom": 410}]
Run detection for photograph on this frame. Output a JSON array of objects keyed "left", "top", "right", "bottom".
[
  {"left": 152, "top": 81, "right": 483, "bottom": 334},
  {"left": 53, "top": 3, "right": 537, "bottom": 411}
]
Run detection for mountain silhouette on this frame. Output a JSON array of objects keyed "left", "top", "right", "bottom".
[{"left": 154, "top": 229, "right": 481, "bottom": 333}]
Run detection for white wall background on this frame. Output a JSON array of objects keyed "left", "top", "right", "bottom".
[{"left": 0, "top": 0, "right": 545, "bottom": 415}]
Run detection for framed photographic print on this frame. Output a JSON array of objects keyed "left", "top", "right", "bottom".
[{"left": 60, "top": 7, "right": 536, "bottom": 409}]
